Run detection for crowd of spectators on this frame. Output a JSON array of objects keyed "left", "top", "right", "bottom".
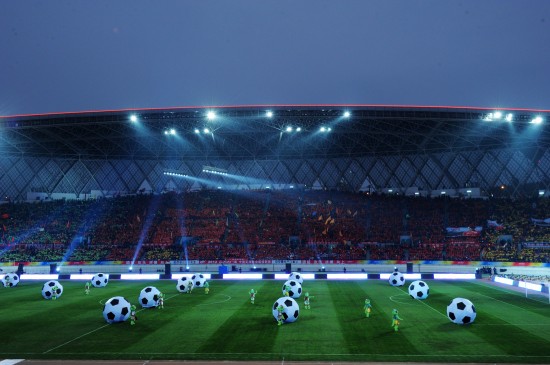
[{"left": 1, "top": 190, "right": 549, "bottom": 263}]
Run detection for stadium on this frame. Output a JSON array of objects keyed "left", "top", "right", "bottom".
[{"left": 0, "top": 104, "right": 549, "bottom": 363}]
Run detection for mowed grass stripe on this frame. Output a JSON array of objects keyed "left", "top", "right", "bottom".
[
  {"left": 44, "top": 280, "right": 247, "bottom": 358},
  {"left": 192, "top": 280, "right": 278, "bottom": 360},
  {"left": 1, "top": 278, "right": 550, "bottom": 362},
  {"left": 327, "top": 280, "right": 408, "bottom": 356},
  {"left": 392, "top": 281, "right": 510, "bottom": 358},
  {"left": 269, "top": 280, "right": 349, "bottom": 360}
]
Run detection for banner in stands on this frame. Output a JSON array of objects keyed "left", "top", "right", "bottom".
[
  {"left": 1, "top": 260, "right": 549, "bottom": 267},
  {"left": 531, "top": 218, "right": 550, "bottom": 227},
  {"left": 445, "top": 226, "right": 482, "bottom": 237},
  {"left": 487, "top": 220, "right": 505, "bottom": 230}
]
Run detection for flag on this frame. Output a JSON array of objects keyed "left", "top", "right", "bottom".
[
  {"left": 531, "top": 218, "right": 550, "bottom": 227},
  {"left": 487, "top": 220, "right": 504, "bottom": 230}
]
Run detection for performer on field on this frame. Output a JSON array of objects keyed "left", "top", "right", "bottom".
[
  {"left": 391, "top": 308, "right": 403, "bottom": 332},
  {"left": 364, "top": 299, "right": 372, "bottom": 317}
]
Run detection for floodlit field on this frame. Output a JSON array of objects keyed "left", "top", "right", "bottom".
[{"left": 1, "top": 279, "right": 549, "bottom": 363}]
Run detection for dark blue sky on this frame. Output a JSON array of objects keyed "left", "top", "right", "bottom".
[{"left": 1, "top": 0, "right": 549, "bottom": 116}]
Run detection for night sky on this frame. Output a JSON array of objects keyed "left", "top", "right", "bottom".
[{"left": 1, "top": 0, "right": 550, "bottom": 116}]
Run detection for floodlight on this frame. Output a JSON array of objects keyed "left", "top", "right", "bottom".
[
  {"left": 194, "top": 128, "right": 200, "bottom": 134},
  {"left": 266, "top": 111, "right": 273, "bottom": 118},
  {"left": 207, "top": 111, "right": 216, "bottom": 120},
  {"left": 327, "top": 127, "right": 332, "bottom": 132},
  {"left": 204, "top": 128, "right": 210, "bottom": 134},
  {"left": 169, "top": 128, "right": 176, "bottom": 135},
  {"left": 164, "top": 130, "right": 169, "bottom": 135},
  {"left": 539, "top": 190, "right": 545, "bottom": 196},
  {"left": 505, "top": 113, "right": 513, "bottom": 122},
  {"left": 320, "top": 127, "right": 326, "bottom": 132},
  {"left": 130, "top": 114, "right": 138, "bottom": 122},
  {"left": 286, "top": 126, "right": 293, "bottom": 132},
  {"left": 494, "top": 111, "right": 502, "bottom": 119},
  {"left": 484, "top": 113, "right": 493, "bottom": 121},
  {"left": 530, "top": 116, "right": 543, "bottom": 124},
  {"left": 343, "top": 111, "right": 351, "bottom": 118},
  {"left": 296, "top": 127, "right": 302, "bottom": 132}
]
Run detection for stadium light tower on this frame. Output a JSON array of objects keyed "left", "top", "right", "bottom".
[
  {"left": 494, "top": 111, "right": 502, "bottom": 120},
  {"left": 530, "top": 116, "right": 543, "bottom": 124},
  {"left": 505, "top": 113, "right": 513, "bottom": 122},
  {"left": 129, "top": 114, "right": 138, "bottom": 123},
  {"left": 207, "top": 111, "right": 216, "bottom": 120},
  {"left": 266, "top": 111, "right": 273, "bottom": 118},
  {"left": 343, "top": 111, "right": 351, "bottom": 118}
]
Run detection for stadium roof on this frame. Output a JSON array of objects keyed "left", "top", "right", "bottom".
[{"left": 1, "top": 104, "right": 548, "bottom": 160}]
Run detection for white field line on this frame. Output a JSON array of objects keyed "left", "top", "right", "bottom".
[{"left": 44, "top": 293, "right": 181, "bottom": 354}]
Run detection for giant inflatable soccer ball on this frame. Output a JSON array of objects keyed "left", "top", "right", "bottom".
[
  {"left": 447, "top": 297, "right": 476, "bottom": 324},
  {"left": 282, "top": 279, "right": 302, "bottom": 299},
  {"left": 408, "top": 280, "right": 429, "bottom": 300},
  {"left": 103, "top": 296, "right": 131, "bottom": 324},
  {"left": 42, "top": 280, "right": 63, "bottom": 300},
  {"left": 288, "top": 272, "right": 303, "bottom": 285},
  {"left": 272, "top": 297, "right": 300, "bottom": 323},
  {"left": 1, "top": 273, "right": 20, "bottom": 287},
  {"left": 389, "top": 272, "right": 405, "bottom": 286},
  {"left": 176, "top": 276, "right": 193, "bottom": 292},
  {"left": 91, "top": 273, "right": 109, "bottom": 288},
  {"left": 192, "top": 273, "right": 206, "bottom": 287},
  {"left": 139, "top": 286, "right": 161, "bottom": 308}
]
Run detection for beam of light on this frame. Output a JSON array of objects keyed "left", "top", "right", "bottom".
[
  {"left": 61, "top": 200, "right": 107, "bottom": 267},
  {"left": 1, "top": 201, "right": 75, "bottom": 259},
  {"left": 131, "top": 196, "right": 162, "bottom": 267},
  {"left": 175, "top": 195, "right": 191, "bottom": 269}
]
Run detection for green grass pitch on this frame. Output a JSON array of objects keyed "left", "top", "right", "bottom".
[{"left": 1, "top": 279, "right": 549, "bottom": 363}]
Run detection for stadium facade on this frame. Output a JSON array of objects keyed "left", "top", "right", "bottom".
[{"left": 1, "top": 105, "right": 549, "bottom": 201}]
